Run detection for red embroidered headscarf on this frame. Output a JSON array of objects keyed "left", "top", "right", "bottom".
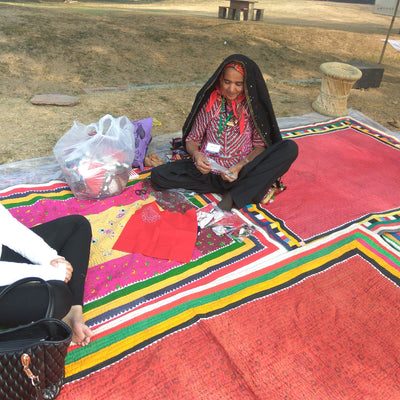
[{"left": 206, "top": 61, "right": 246, "bottom": 134}]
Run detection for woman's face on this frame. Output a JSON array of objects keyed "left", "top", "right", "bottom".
[{"left": 220, "top": 67, "right": 244, "bottom": 102}]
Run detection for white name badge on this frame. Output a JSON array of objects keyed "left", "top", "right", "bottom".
[{"left": 205, "top": 142, "right": 221, "bottom": 154}]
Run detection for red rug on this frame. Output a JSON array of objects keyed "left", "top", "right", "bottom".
[
  {"left": 56, "top": 118, "right": 400, "bottom": 399},
  {"left": 243, "top": 118, "right": 400, "bottom": 245},
  {"left": 1, "top": 117, "right": 399, "bottom": 399},
  {"left": 58, "top": 227, "right": 400, "bottom": 400}
]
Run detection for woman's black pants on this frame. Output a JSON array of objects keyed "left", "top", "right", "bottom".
[
  {"left": 151, "top": 139, "right": 298, "bottom": 209},
  {"left": 0, "top": 215, "right": 92, "bottom": 328}
]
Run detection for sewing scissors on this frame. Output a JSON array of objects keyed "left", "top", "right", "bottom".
[{"left": 135, "top": 189, "right": 147, "bottom": 200}]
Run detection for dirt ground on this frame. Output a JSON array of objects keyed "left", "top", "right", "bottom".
[{"left": 0, "top": 0, "right": 399, "bottom": 164}]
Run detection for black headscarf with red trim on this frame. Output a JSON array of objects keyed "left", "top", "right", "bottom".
[{"left": 182, "top": 54, "right": 282, "bottom": 148}]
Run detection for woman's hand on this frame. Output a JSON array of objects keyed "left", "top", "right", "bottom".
[
  {"left": 186, "top": 140, "right": 212, "bottom": 175},
  {"left": 221, "top": 147, "right": 265, "bottom": 182},
  {"left": 193, "top": 151, "right": 212, "bottom": 174},
  {"left": 221, "top": 163, "right": 243, "bottom": 182},
  {"left": 50, "top": 258, "right": 73, "bottom": 283}
]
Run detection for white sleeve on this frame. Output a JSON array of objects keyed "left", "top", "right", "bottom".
[
  {"left": 0, "top": 260, "right": 67, "bottom": 286},
  {"left": 0, "top": 203, "right": 59, "bottom": 266}
]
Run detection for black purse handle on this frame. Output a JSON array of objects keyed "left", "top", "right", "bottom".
[{"left": 0, "top": 277, "right": 55, "bottom": 318}]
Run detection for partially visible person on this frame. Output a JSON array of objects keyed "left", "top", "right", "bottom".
[
  {"left": 0, "top": 203, "right": 94, "bottom": 346},
  {"left": 151, "top": 54, "right": 298, "bottom": 211}
]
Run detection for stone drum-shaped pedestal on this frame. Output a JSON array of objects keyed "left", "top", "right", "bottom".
[{"left": 312, "top": 62, "right": 362, "bottom": 117}]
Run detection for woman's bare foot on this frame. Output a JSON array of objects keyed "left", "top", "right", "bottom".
[{"left": 62, "top": 305, "right": 94, "bottom": 346}]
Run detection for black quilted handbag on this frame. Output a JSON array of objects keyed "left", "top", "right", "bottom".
[{"left": 0, "top": 277, "right": 72, "bottom": 400}]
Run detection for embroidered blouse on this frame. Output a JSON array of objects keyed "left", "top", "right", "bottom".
[
  {"left": 186, "top": 99, "right": 265, "bottom": 170},
  {"left": 0, "top": 203, "right": 66, "bottom": 286}
]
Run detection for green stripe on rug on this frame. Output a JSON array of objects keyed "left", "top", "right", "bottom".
[{"left": 83, "top": 239, "right": 245, "bottom": 312}]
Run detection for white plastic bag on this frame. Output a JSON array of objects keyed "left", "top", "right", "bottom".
[{"left": 53, "top": 114, "right": 135, "bottom": 200}]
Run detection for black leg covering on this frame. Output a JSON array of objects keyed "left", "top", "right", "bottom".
[
  {"left": 230, "top": 139, "right": 298, "bottom": 209},
  {"left": 150, "top": 140, "right": 298, "bottom": 210}
]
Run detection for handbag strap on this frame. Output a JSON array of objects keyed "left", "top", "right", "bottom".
[{"left": 0, "top": 277, "right": 55, "bottom": 318}]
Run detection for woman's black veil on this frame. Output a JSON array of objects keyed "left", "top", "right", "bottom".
[{"left": 182, "top": 54, "right": 282, "bottom": 148}]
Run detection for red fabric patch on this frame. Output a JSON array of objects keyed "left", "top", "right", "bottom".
[{"left": 113, "top": 202, "right": 198, "bottom": 263}]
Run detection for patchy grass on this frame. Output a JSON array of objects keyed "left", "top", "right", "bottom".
[{"left": 0, "top": 0, "right": 399, "bottom": 163}]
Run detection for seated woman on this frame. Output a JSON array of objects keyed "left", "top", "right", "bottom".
[
  {"left": 0, "top": 203, "right": 94, "bottom": 346},
  {"left": 151, "top": 54, "right": 298, "bottom": 211}
]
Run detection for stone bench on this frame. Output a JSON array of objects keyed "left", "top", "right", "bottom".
[
  {"left": 252, "top": 8, "right": 264, "bottom": 21},
  {"left": 218, "top": 6, "right": 228, "bottom": 18},
  {"left": 218, "top": 6, "right": 237, "bottom": 19}
]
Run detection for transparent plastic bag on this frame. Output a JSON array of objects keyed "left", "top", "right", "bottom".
[
  {"left": 53, "top": 114, "right": 135, "bottom": 200},
  {"left": 196, "top": 203, "right": 255, "bottom": 241}
]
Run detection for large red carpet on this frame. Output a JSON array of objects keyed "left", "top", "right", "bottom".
[
  {"left": 1, "top": 117, "right": 399, "bottom": 399},
  {"left": 243, "top": 118, "right": 400, "bottom": 248},
  {"left": 57, "top": 227, "right": 400, "bottom": 400},
  {"left": 269, "top": 123, "right": 399, "bottom": 240}
]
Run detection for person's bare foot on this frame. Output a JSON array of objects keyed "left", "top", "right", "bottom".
[{"left": 62, "top": 305, "right": 94, "bottom": 346}]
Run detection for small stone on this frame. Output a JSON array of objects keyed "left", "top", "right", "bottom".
[
  {"left": 388, "top": 119, "right": 400, "bottom": 129},
  {"left": 30, "top": 94, "right": 80, "bottom": 106}
]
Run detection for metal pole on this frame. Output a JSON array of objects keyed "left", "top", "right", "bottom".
[{"left": 379, "top": 0, "right": 400, "bottom": 64}]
